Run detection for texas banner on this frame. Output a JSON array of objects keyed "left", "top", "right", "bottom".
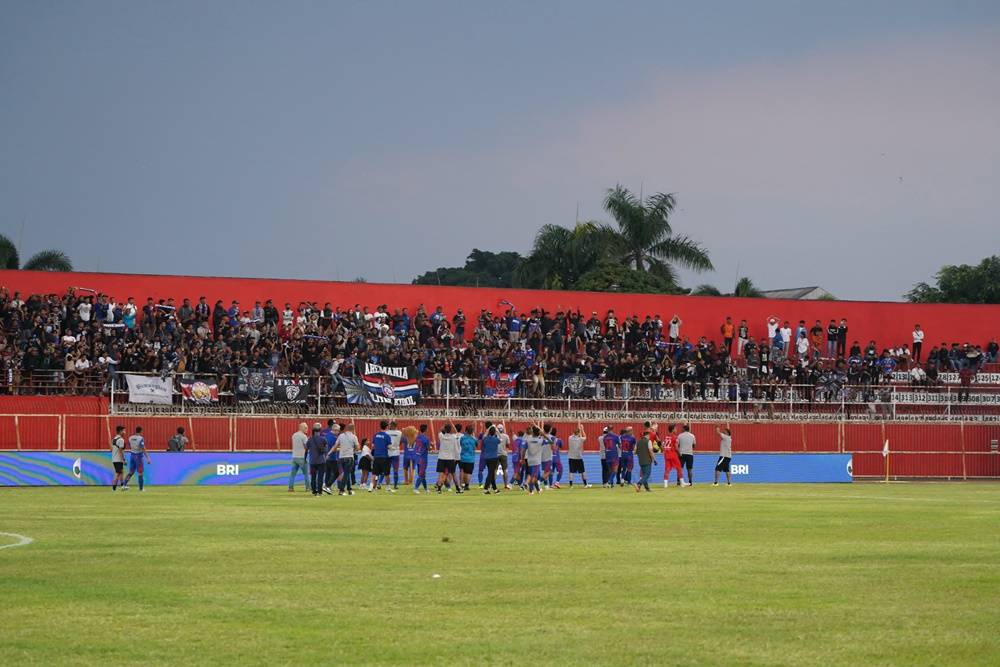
[
  {"left": 274, "top": 378, "right": 310, "bottom": 404},
  {"left": 179, "top": 376, "right": 219, "bottom": 404},
  {"left": 485, "top": 371, "right": 519, "bottom": 398},
  {"left": 361, "top": 362, "right": 421, "bottom": 407}
]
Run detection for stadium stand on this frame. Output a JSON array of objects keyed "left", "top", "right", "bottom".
[{"left": 1, "top": 270, "right": 998, "bottom": 479}]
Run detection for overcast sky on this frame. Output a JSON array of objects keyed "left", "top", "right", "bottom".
[{"left": 2, "top": 1, "right": 998, "bottom": 301}]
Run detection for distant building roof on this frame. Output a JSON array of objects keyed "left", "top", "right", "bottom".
[{"left": 760, "top": 286, "right": 835, "bottom": 300}]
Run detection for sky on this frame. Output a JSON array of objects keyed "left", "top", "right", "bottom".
[{"left": 2, "top": 0, "right": 999, "bottom": 301}]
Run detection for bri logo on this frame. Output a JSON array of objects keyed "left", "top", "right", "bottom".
[
  {"left": 216, "top": 464, "right": 240, "bottom": 476},
  {"left": 731, "top": 464, "right": 750, "bottom": 475}
]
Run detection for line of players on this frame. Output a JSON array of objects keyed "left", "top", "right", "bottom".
[{"left": 309, "top": 418, "right": 728, "bottom": 496}]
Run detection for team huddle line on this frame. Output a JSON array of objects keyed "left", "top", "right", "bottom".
[{"left": 288, "top": 418, "right": 736, "bottom": 496}]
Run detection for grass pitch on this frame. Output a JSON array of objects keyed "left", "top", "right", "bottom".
[{"left": 1, "top": 483, "right": 998, "bottom": 666}]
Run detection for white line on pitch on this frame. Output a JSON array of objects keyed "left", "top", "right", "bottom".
[{"left": 0, "top": 532, "right": 34, "bottom": 550}]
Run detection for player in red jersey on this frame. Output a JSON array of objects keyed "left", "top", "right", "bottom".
[{"left": 660, "top": 423, "right": 685, "bottom": 487}]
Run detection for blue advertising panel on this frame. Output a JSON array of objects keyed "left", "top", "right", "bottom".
[{"left": 0, "top": 452, "right": 853, "bottom": 486}]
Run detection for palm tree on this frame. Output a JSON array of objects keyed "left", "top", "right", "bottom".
[
  {"left": 691, "top": 277, "right": 765, "bottom": 298},
  {"left": 0, "top": 234, "right": 73, "bottom": 271},
  {"left": 600, "top": 185, "right": 713, "bottom": 281},
  {"left": 690, "top": 284, "right": 723, "bottom": 296},
  {"left": 514, "top": 222, "right": 615, "bottom": 289},
  {"left": 733, "top": 276, "right": 764, "bottom": 298}
]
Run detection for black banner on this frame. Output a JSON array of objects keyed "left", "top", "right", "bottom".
[
  {"left": 274, "top": 378, "right": 310, "bottom": 404},
  {"left": 236, "top": 367, "right": 274, "bottom": 402},
  {"left": 561, "top": 373, "right": 600, "bottom": 398}
]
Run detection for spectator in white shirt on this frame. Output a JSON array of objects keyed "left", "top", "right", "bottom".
[{"left": 912, "top": 324, "right": 925, "bottom": 362}]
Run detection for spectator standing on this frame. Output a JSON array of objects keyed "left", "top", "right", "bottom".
[
  {"left": 837, "top": 319, "right": 848, "bottom": 358},
  {"left": 676, "top": 423, "right": 696, "bottom": 486},
  {"left": 634, "top": 429, "right": 655, "bottom": 492},
  {"left": 288, "top": 422, "right": 309, "bottom": 492},
  {"left": 713, "top": 425, "right": 733, "bottom": 486},
  {"left": 305, "top": 423, "right": 327, "bottom": 496},
  {"left": 332, "top": 424, "right": 358, "bottom": 496},
  {"left": 912, "top": 325, "right": 925, "bottom": 362},
  {"left": 167, "top": 427, "right": 188, "bottom": 452},
  {"left": 720, "top": 317, "right": 735, "bottom": 354}
]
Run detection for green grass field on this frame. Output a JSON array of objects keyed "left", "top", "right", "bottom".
[{"left": 1, "top": 483, "right": 998, "bottom": 666}]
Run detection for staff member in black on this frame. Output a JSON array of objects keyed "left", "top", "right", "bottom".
[{"left": 306, "top": 423, "right": 328, "bottom": 497}]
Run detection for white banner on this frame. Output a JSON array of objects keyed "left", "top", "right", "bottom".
[{"left": 125, "top": 374, "right": 173, "bottom": 405}]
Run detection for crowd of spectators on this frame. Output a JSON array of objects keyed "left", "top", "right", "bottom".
[{"left": 1, "top": 287, "right": 996, "bottom": 400}]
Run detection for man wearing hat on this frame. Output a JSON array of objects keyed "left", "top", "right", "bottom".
[{"left": 306, "top": 423, "right": 328, "bottom": 496}]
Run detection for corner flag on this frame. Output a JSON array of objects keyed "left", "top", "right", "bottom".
[{"left": 882, "top": 440, "right": 889, "bottom": 458}]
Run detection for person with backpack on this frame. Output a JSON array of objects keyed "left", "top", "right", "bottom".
[{"left": 167, "top": 427, "right": 188, "bottom": 452}]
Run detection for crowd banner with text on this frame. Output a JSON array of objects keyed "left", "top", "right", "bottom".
[
  {"left": 273, "top": 378, "right": 310, "bottom": 404},
  {"left": 361, "top": 362, "right": 421, "bottom": 407},
  {"left": 485, "top": 371, "right": 519, "bottom": 398},
  {"left": 179, "top": 376, "right": 219, "bottom": 404},
  {"left": 125, "top": 373, "right": 173, "bottom": 405},
  {"left": 236, "top": 367, "right": 274, "bottom": 402},
  {"left": 561, "top": 373, "right": 600, "bottom": 398},
  {"left": 0, "top": 452, "right": 853, "bottom": 486}
]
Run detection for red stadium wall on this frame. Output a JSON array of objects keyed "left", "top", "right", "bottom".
[
  {"left": 3, "top": 269, "right": 999, "bottom": 347},
  {"left": 2, "top": 397, "right": 997, "bottom": 478}
]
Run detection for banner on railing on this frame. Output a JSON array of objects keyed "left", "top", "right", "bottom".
[
  {"left": 236, "top": 367, "right": 274, "bottom": 402},
  {"left": 179, "top": 376, "right": 219, "bottom": 404},
  {"left": 361, "top": 363, "right": 421, "bottom": 407},
  {"left": 561, "top": 373, "right": 599, "bottom": 398},
  {"left": 125, "top": 373, "right": 172, "bottom": 405},
  {"left": 485, "top": 371, "right": 519, "bottom": 398},
  {"left": 274, "top": 378, "right": 310, "bottom": 404}
]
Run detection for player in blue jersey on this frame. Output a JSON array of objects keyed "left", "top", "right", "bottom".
[
  {"left": 618, "top": 427, "right": 636, "bottom": 485},
  {"left": 540, "top": 423, "right": 554, "bottom": 488},
  {"left": 549, "top": 427, "right": 564, "bottom": 489},
  {"left": 370, "top": 421, "right": 394, "bottom": 493},
  {"left": 411, "top": 423, "right": 432, "bottom": 493},
  {"left": 321, "top": 419, "right": 341, "bottom": 495},
  {"left": 476, "top": 421, "right": 493, "bottom": 486},
  {"left": 523, "top": 426, "right": 545, "bottom": 495},
  {"left": 509, "top": 430, "right": 526, "bottom": 489},
  {"left": 602, "top": 427, "right": 621, "bottom": 488},
  {"left": 401, "top": 424, "right": 417, "bottom": 486},
  {"left": 122, "top": 426, "right": 151, "bottom": 491},
  {"left": 459, "top": 425, "right": 478, "bottom": 491}
]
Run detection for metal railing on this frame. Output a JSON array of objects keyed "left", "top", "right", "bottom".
[{"left": 107, "top": 372, "right": 1000, "bottom": 422}]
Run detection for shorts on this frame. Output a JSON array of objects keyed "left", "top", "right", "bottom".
[
  {"left": 403, "top": 451, "right": 415, "bottom": 468},
  {"left": 389, "top": 454, "right": 400, "bottom": 469},
  {"left": 606, "top": 457, "right": 620, "bottom": 469},
  {"left": 715, "top": 456, "right": 732, "bottom": 472},
  {"left": 373, "top": 457, "right": 390, "bottom": 475},
  {"left": 528, "top": 464, "right": 541, "bottom": 478},
  {"left": 541, "top": 460, "right": 552, "bottom": 472},
  {"left": 680, "top": 454, "right": 694, "bottom": 469},
  {"left": 359, "top": 457, "right": 372, "bottom": 472},
  {"left": 436, "top": 459, "right": 457, "bottom": 474},
  {"left": 459, "top": 461, "right": 474, "bottom": 475},
  {"left": 128, "top": 453, "right": 144, "bottom": 474},
  {"left": 112, "top": 461, "right": 124, "bottom": 473},
  {"left": 665, "top": 455, "right": 682, "bottom": 471},
  {"left": 569, "top": 459, "right": 585, "bottom": 474}
]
